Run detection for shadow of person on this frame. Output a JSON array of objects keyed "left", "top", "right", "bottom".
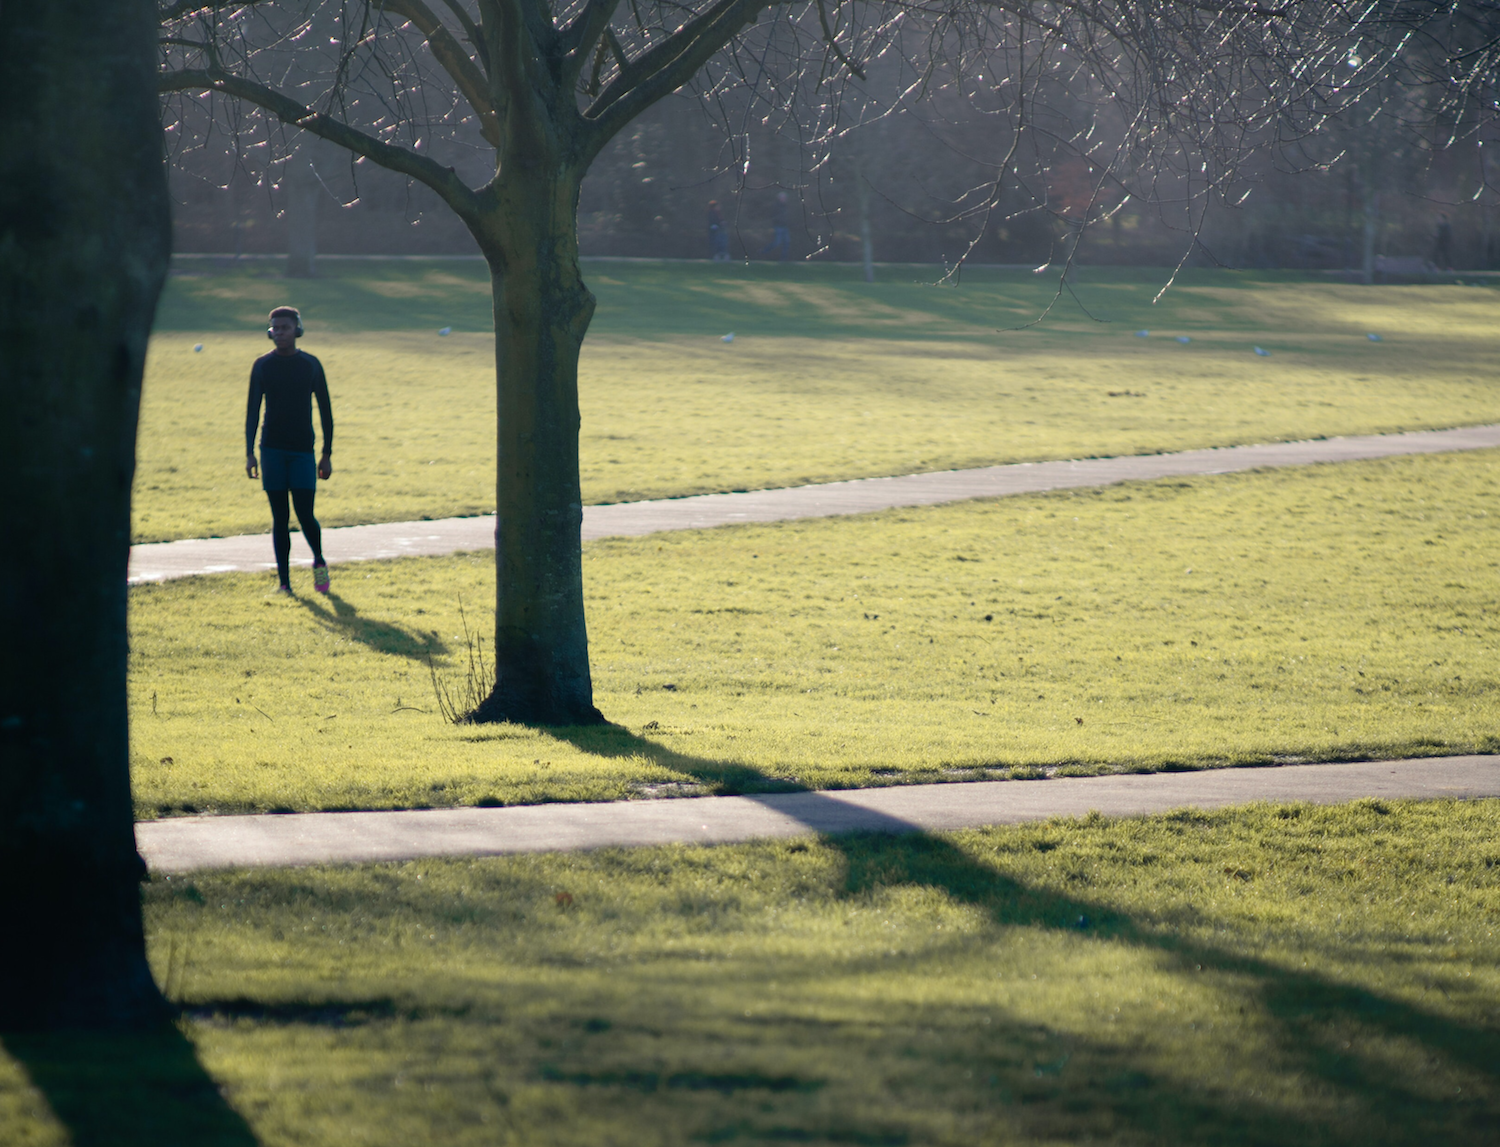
[
  {"left": 2, "top": 1019, "right": 260, "bottom": 1146},
  {"left": 549, "top": 721, "right": 1500, "bottom": 1138},
  {"left": 296, "top": 592, "right": 447, "bottom": 660}
]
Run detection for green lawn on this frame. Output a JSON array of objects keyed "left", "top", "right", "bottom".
[
  {"left": 129, "top": 447, "right": 1500, "bottom": 818},
  {"left": 134, "top": 259, "right": 1500, "bottom": 542},
  {"left": 5, "top": 799, "right": 1497, "bottom": 1145},
  {"left": 73, "top": 260, "right": 1500, "bottom": 1146}
]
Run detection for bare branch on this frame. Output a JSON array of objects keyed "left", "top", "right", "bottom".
[
  {"left": 381, "top": 0, "right": 500, "bottom": 145},
  {"left": 815, "top": 0, "right": 865, "bottom": 81},
  {"left": 584, "top": 0, "right": 771, "bottom": 148},
  {"left": 604, "top": 26, "right": 631, "bottom": 72},
  {"left": 160, "top": 66, "right": 483, "bottom": 220},
  {"left": 559, "top": 0, "right": 625, "bottom": 85},
  {"left": 436, "top": 0, "right": 485, "bottom": 54},
  {"left": 479, "top": 0, "right": 560, "bottom": 141}
]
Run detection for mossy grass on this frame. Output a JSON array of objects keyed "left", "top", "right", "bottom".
[
  {"left": 135, "top": 259, "right": 1500, "bottom": 542},
  {"left": 130, "top": 448, "right": 1500, "bottom": 818},
  {"left": 7, "top": 799, "right": 1496, "bottom": 1144}
]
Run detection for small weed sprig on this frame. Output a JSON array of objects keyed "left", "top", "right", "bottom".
[{"left": 427, "top": 597, "right": 494, "bottom": 724}]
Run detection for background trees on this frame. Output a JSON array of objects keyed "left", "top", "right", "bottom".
[
  {"left": 1, "top": 0, "right": 172, "bottom": 1027},
  {"left": 166, "top": 6, "right": 1500, "bottom": 271}
]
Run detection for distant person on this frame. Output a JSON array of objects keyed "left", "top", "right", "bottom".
[
  {"left": 760, "top": 191, "right": 791, "bottom": 260},
  {"left": 1432, "top": 213, "right": 1454, "bottom": 270},
  {"left": 707, "top": 199, "right": 730, "bottom": 261},
  {"left": 244, "top": 306, "right": 333, "bottom": 594}
]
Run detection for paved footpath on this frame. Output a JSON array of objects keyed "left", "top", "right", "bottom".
[
  {"left": 128, "top": 424, "right": 1500, "bottom": 582},
  {"left": 137, "top": 755, "right": 1500, "bottom": 873}
]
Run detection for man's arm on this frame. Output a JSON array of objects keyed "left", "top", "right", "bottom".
[
  {"left": 245, "top": 366, "right": 263, "bottom": 479},
  {"left": 313, "top": 361, "right": 334, "bottom": 479}
]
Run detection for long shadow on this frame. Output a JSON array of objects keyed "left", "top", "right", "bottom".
[
  {"left": 297, "top": 592, "right": 447, "bottom": 660},
  {"left": 557, "top": 720, "right": 812, "bottom": 795},
  {"left": 2, "top": 1019, "right": 260, "bottom": 1147},
  {"left": 549, "top": 722, "right": 1500, "bottom": 1142}
]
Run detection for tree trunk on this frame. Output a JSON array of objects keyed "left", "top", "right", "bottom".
[
  {"left": 852, "top": 150, "right": 875, "bottom": 283},
  {"left": 856, "top": 176, "right": 875, "bottom": 283},
  {"left": 469, "top": 171, "right": 606, "bottom": 727},
  {"left": 285, "top": 153, "right": 320, "bottom": 279},
  {"left": 0, "top": 0, "right": 171, "bottom": 1027}
]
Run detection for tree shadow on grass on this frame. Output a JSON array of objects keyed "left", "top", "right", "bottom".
[
  {"left": 297, "top": 592, "right": 447, "bottom": 660},
  {"left": 555, "top": 721, "right": 811, "bottom": 795},
  {"left": 547, "top": 724, "right": 1499, "bottom": 1143},
  {"left": 2, "top": 1019, "right": 260, "bottom": 1147},
  {"left": 835, "top": 831, "right": 1499, "bottom": 1143}
]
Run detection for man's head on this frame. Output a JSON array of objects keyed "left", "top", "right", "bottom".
[{"left": 267, "top": 306, "right": 303, "bottom": 353}]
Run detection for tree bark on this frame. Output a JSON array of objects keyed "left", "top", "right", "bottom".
[
  {"left": 853, "top": 154, "right": 875, "bottom": 283},
  {"left": 1361, "top": 173, "right": 1379, "bottom": 285},
  {"left": 469, "top": 169, "right": 606, "bottom": 726},
  {"left": 285, "top": 153, "right": 320, "bottom": 279},
  {"left": 0, "top": 0, "right": 171, "bottom": 1027}
]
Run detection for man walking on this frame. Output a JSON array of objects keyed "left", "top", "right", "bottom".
[{"left": 245, "top": 306, "right": 334, "bottom": 594}]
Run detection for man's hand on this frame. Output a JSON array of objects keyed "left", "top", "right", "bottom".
[
  {"left": 319, "top": 453, "right": 332, "bottom": 480},
  {"left": 245, "top": 453, "right": 258, "bottom": 480}
]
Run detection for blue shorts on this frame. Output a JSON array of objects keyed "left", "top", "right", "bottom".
[{"left": 260, "top": 448, "right": 316, "bottom": 492}]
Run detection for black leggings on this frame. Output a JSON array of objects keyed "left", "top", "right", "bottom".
[{"left": 267, "top": 488, "right": 323, "bottom": 587}]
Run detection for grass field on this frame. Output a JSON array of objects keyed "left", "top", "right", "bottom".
[
  {"left": 134, "top": 259, "right": 1500, "bottom": 542},
  {"left": 128, "top": 447, "right": 1500, "bottom": 818},
  {"left": 4, "top": 799, "right": 1497, "bottom": 1144},
  {"left": 47, "top": 261, "right": 1498, "bottom": 1145}
]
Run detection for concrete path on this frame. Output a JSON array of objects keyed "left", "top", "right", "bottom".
[
  {"left": 137, "top": 754, "right": 1500, "bottom": 873},
  {"left": 128, "top": 424, "right": 1500, "bottom": 583}
]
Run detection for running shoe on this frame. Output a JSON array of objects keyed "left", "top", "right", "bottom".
[
  {"left": 313, "top": 562, "right": 330, "bottom": 594},
  {"left": 276, "top": 584, "right": 294, "bottom": 595}
]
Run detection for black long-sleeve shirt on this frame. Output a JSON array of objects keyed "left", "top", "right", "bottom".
[{"left": 245, "top": 349, "right": 333, "bottom": 456}]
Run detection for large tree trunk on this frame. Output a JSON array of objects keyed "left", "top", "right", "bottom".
[
  {"left": 469, "top": 170, "right": 606, "bottom": 726},
  {"left": 0, "top": 0, "right": 171, "bottom": 1026}
]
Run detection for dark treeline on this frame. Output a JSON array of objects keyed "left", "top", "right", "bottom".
[{"left": 171, "top": 84, "right": 1500, "bottom": 273}]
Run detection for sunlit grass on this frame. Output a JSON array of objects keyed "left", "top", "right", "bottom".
[
  {"left": 129, "top": 448, "right": 1500, "bottom": 818},
  {"left": 9, "top": 799, "right": 1496, "bottom": 1145},
  {"left": 133, "top": 260, "right": 1500, "bottom": 542}
]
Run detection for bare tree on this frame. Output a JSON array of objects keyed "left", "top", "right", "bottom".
[
  {"left": 157, "top": 0, "right": 1482, "bottom": 726},
  {"left": 1, "top": 0, "right": 171, "bottom": 1027},
  {"left": 159, "top": 0, "right": 895, "bottom": 726}
]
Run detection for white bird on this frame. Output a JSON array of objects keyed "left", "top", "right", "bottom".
[
  {"left": 438, "top": 326, "right": 452, "bottom": 336},
  {"left": 721, "top": 333, "right": 734, "bottom": 343},
  {"left": 193, "top": 343, "right": 203, "bottom": 352}
]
